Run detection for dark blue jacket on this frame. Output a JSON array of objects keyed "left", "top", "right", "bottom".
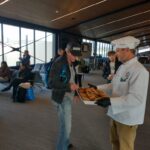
[
  {"left": 49, "top": 55, "right": 71, "bottom": 104},
  {"left": 20, "top": 55, "right": 30, "bottom": 65}
]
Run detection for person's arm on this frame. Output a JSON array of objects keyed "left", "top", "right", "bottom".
[
  {"left": 97, "top": 83, "right": 112, "bottom": 96},
  {"left": 110, "top": 69, "right": 149, "bottom": 114}
]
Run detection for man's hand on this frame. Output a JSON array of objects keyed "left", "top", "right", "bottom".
[
  {"left": 88, "top": 83, "right": 97, "bottom": 89},
  {"left": 107, "top": 74, "right": 114, "bottom": 81},
  {"left": 70, "top": 83, "right": 79, "bottom": 91},
  {"left": 95, "top": 97, "right": 111, "bottom": 108}
]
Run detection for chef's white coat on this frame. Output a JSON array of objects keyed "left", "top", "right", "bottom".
[{"left": 97, "top": 57, "right": 149, "bottom": 125}]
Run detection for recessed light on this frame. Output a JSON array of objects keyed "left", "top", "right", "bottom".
[
  {"left": 51, "top": 0, "right": 107, "bottom": 22},
  {"left": 55, "top": 10, "right": 59, "bottom": 14}
]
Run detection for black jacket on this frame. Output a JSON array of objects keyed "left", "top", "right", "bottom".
[
  {"left": 49, "top": 55, "right": 71, "bottom": 104},
  {"left": 103, "top": 58, "right": 122, "bottom": 79}
]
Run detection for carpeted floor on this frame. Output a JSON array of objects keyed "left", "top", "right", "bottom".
[{"left": 0, "top": 69, "right": 149, "bottom": 150}]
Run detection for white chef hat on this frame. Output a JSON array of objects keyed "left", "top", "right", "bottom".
[{"left": 111, "top": 36, "right": 140, "bottom": 50}]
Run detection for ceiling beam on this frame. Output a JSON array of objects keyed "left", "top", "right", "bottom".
[
  {"left": 97, "top": 24, "right": 150, "bottom": 39},
  {"left": 139, "top": 42, "right": 150, "bottom": 46},
  {"left": 137, "top": 33, "right": 150, "bottom": 38},
  {"left": 63, "top": 0, "right": 149, "bottom": 30},
  {"left": 141, "top": 38, "right": 150, "bottom": 41}
]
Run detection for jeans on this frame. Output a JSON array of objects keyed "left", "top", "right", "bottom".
[{"left": 55, "top": 94, "right": 72, "bottom": 150}]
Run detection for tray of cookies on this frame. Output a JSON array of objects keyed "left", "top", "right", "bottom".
[{"left": 77, "top": 87, "right": 108, "bottom": 105}]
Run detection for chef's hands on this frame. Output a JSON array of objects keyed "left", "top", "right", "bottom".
[
  {"left": 95, "top": 97, "right": 111, "bottom": 108},
  {"left": 88, "top": 83, "right": 97, "bottom": 89}
]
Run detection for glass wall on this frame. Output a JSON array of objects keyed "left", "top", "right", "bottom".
[
  {"left": 97, "top": 42, "right": 112, "bottom": 57},
  {"left": 82, "top": 39, "right": 95, "bottom": 56},
  {"left": 3, "top": 24, "right": 20, "bottom": 66},
  {"left": 46, "top": 32, "right": 53, "bottom": 62},
  {"left": 35, "top": 30, "right": 46, "bottom": 63},
  {"left": 0, "top": 22, "right": 55, "bottom": 66},
  {"left": 21, "top": 27, "right": 34, "bottom": 64},
  {"left": 0, "top": 24, "right": 2, "bottom": 63},
  {"left": 82, "top": 38, "right": 112, "bottom": 57},
  {"left": 138, "top": 46, "right": 150, "bottom": 53}
]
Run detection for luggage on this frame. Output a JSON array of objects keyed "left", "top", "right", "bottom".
[
  {"left": 14, "top": 87, "right": 26, "bottom": 103},
  {"left": 26, "top": 87, "right": 35, "bottom": 101}
]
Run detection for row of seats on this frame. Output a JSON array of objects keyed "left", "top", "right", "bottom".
[
  {"left": 32, "top": 63, "right": 50, "bottom": 87},
  {"left": 0, "top": 63, "right": 50, "bottom": 88}
]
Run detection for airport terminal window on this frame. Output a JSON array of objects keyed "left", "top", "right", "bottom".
[
  {"left": 0, "top": 22, "right": 56, "bottom": 65},
  {"left": 21, "top": 28, "right": 34, "bottom": 64},
  {"left": 46, "top": 32, "right": 53, "bottom": 62},
  {"left": 97, "top": 42, "right": 105, "bottom": 57},
  {"left": 138, "top": 46, "right": 150, "bottom": 53},
  {"left": 97, "top": 42, "right": 103, "bottom": 56},
  {"left": 97, "top": 42, "right": 111, "bottom": 57},
  {"left": 35, "top": 30, "right": 46, "bottom": 63},
  {"left": 105, "top": 43, "right": 110, "bottom": 57},
  {"left": 82, "top": 39, "right": 95, "bottom": 56},
  {"left": 0, "top": 24, "right": 2, "bottom": 63},
  {"left": 3, "top": 24, "right": 20, "bottom": 66}
]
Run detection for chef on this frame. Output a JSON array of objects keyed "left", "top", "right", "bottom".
[{"left": 95, "top": 36, "right": 149, "bottom": 150}]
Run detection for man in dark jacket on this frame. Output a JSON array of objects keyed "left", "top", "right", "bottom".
[
  {"left": 103, "top": 51, "right": 122, "bottom": 83},
  {"left": 49, "top": 48, "right": 78, "bottom": 150}
]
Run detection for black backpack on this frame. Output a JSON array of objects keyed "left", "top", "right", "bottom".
[{"left": 14, "top": 87, "right": 27, "bottom": 103}]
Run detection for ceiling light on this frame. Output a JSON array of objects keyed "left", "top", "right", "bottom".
[
  {"left": 50, "top": 0, "right": 107, "bottom": 22},
  {"left": 55, "top": 10, "right": 59, "bottom": 14},
  {"left": 0, "top": 0, "right": 10, "bottom": 5}
]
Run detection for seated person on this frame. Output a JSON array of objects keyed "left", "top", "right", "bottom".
[
  {"left": 1, "top": 63, "right": 31, "bottom": 101},
  {"left": 0, "top": 61, "right": 10, "bottom": 82},
  {"left": 19, "top": 50, "right": 30, "bottom": 66}
]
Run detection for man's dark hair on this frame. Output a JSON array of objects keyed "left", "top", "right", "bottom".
[{"left": 107, "top": 51, "right": 116, "bottom": 56}]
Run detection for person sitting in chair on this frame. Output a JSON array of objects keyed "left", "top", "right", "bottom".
[
  {"left": 1, "top": 63, "right": 31, "bottom": 101},
  {"left": 0, "top": 61, "right": 10, "bottom": 83}
]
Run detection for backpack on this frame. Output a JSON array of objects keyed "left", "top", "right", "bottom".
[
  {"left": 46, "top": 58, "right": 57, "bottom": 88},
  {"left": 48, "top": 56, "right": 70, "bottom": 89},
  {"left": 14, "top": 87, "right": 27, "bottom": 103}
]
